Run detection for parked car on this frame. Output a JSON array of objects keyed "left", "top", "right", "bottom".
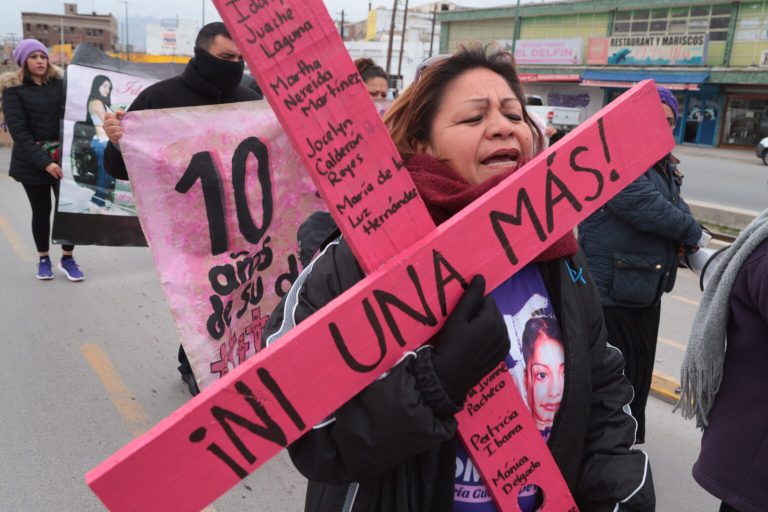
[
  {"left": 757, "top": 136, "right": 768, "bottom": 165},
  {"left": 525, "top": 95, "right": 582, "bottom": 136}
]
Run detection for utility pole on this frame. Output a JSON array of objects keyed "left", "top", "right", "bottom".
[
  {"left": 429, "top": 3, "right": 437, "bottom": 57},
  {"left": 202, "top": 0, "right": 206, "bottom": 26},
  {"left": 340, "top": 10, "right": 345, "bottom": 40},
  {"left": 396, "top": 0, "right": 409, "bottom": 85},
  {"left": 385, "top": 0, "right": 398, "bottom": 82},
  {"left": 120, "top": 0, "right": 129, "bottom": 61},
  {"left": 60, "top": 17, "right": 64, "bottom": 66},
  {"left": 511, "top": 0, "right": 521, "bottom": 57}
]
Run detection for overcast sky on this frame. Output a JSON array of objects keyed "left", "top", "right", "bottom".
[{"left": 4, "top": 0, "right": 512, "bottom": 40}]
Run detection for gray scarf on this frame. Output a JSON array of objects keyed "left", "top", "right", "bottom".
[{"left": 676, "top": 209, "right": 768, "bottom": 428}]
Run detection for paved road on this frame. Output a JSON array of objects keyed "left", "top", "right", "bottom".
[
  {"left": 0, "top": 145, "right": 719, "bottom": 511},
  {"left": 675, "top": 144, "right": 768, "bottom": 212}
]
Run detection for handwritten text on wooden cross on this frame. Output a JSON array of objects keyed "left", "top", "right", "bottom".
[
  {"left": 85, "top": 0, "right": 673, "bottom": 510},
  {"left": 86, "top": 81, "right": 672, "bottom": 511}
]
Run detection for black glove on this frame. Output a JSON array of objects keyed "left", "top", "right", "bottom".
[{"left": 431, "top": 275, "right": 510, "bottom": 403}]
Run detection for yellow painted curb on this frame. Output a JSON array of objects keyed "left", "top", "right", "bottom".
[{"left": 650, "top": 370, "right": 681, "bottom": 405}]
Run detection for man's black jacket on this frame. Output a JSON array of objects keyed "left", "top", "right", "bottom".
[{"left": 104, "top": 58, "right": 261, "bottom": 180}]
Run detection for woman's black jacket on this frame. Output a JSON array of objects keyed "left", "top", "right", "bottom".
[
  {"left": 3, "top": 75, "right": 64, "bottom": 185},
  {"left": 263, "top": 237, "right": 655, "bottom": 512}
]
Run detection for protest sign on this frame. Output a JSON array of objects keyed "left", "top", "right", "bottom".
[
  {"left": 119, "top": 101, "right": 325, "bottom": 390},
  {"left": 86, "top": 76, "right": 673, "bottom": 510},
  {"left": 53, "top": 43, "right": 184, "bottom": 246}
]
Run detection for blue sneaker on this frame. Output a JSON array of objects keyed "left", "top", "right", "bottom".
[
  {"left": 36, "top": 258, "right": 53, "bottom": 280},
  {"left": 58, "top": 257, "right": 85, "bottom": 282}
]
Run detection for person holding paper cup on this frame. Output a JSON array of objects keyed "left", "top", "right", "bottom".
[{"left": 265, "top": 45, "right": 654, "bottom": 512}]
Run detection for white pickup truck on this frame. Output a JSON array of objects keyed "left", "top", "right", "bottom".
[{"left": 526, "top": 95, "right": 581, "bottom": 133}]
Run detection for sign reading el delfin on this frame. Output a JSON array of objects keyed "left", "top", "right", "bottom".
[{"left": 588, "top": 35, "right": 708, "bottom": 66}]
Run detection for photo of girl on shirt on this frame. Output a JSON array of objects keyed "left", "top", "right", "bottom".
[{"left": 454, "top": 265, "right": 565, "bottom": 512}]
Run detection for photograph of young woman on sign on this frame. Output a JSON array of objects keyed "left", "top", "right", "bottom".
[{"left": 85, "top": 74, "right": 116, "bottom": 209}]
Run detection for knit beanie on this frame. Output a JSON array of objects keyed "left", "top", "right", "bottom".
[
  {"left": 657, "top": 86, "right": 679, "bottom": 122},
  {"left": 13, "top": 39, "right": 48, "bottom": 67}
]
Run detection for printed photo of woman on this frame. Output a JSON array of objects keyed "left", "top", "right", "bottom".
[
  {"left": 86, "top": 74, "right": 116, "bottom": 209},
  {"left": 521, "top": 316, "right": 565, "bottom": 435}
]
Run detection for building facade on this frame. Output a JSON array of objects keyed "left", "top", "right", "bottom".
[
  {"left": 438, "top": 0, "right": 768, "bottom": 148},
  {"left": 145, "top": 19, "right": 199, "bottom": 57},
  {"left": 22, "top": 3, "right": 118, "bottom": 53},
  {"left": 343, "top": 3, "right": 456, "bottom": 89}
]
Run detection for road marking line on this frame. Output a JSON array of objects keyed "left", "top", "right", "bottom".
[
  {"left": 669, "top": 293, "right": 700, "bottom": 307},
  {"left": 81, "top": 346, "right": 222, "bottom": 511},
  {"left": 0, "top": 214, "right": 34, "bottom": 262},
  {"left": 81, "top": 344, "right": 151, "bottom": 437},
  {"left": 659, "top": 336, "right": 687, "bottom": 352}
]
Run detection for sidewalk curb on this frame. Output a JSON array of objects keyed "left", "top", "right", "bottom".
[
  {"left": 650, "top": 370, "right": 681, "bottom": 405},
  {"left": 687, "top": 199, "right": 760, "bottom": 231}
]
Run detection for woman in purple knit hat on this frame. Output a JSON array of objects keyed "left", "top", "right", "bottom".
[
  {"left": 1, "top": 39, "right": 85, "bottom": 281},
  {"left": 579, "top": 85, "right": 706, "bottom": 443}
]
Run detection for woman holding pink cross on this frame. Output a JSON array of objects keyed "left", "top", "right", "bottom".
[{"left": 266, "top": 45, "right": 654, "bottom": 512}]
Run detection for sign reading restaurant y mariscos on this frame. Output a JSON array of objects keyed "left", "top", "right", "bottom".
[{"left": 588, "top": 35, "right": 708, "bottom": 66}]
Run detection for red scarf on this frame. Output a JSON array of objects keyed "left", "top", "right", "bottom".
[{"left": 407, "top": 154, "right": 578, "bottom": 263}]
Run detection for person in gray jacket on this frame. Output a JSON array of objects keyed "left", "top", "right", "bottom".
[{"left": 578, "top": 86, "right": 704, "bottom": 443}]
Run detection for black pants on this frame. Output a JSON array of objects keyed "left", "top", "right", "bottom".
[
  {"left": 720, "top": 502, "right": 740, "bottom": 512},
  {"left": 603, "top": 302, "right": 662, "bottom": 443},
  {"left": 21, "top": 182, "right": 74, "bottom": 254}
]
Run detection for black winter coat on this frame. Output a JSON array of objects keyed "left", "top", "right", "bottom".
[
  {"left": 103, "top": 59, "right": 261, "bottom": 180},
  {"left": 3, "top": 75, "right": 64, "bottom": 185},
  {"left": 264, "top": 238, "right": 655, "bottom": 512},
  {"left": 578, "top": 156, "right": 701, "bottom": 308}
]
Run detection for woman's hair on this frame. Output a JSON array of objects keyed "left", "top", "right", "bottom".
[
  {"left": 521, "top": 316, "right": 561, "bottom": 363},
  {"left": 18, "top": 56, "right": 58, "bottom": 84},
  {"left": 355, "top": 57, "right": 388, "bottom": 84},
  {"left": 86, "top": 75, "right": 112, "bottom": 125},
  {"left": 384, "top": 45, "right": 543, "bottom": 161}
]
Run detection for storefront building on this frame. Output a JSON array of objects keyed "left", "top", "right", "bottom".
[{"left": 438, "top": 0, "right": 768, "bottom": 148}]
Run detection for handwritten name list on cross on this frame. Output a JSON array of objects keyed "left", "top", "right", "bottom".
[{"left": 219, "top": 0, "right": 435, "bottom": 273}]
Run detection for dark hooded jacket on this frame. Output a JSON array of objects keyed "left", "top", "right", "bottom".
[
  {"left": 263, "top": 233, "right": 655, "bottom": 512},
  {"left": 578, "top": 156, "right": 702, "bottom": 308},
  {"left": 104, "top": 49, "right": 261, "bottom": 180},
  {"left": 1, "top": 67, "right": 65, "bottom": 185}
]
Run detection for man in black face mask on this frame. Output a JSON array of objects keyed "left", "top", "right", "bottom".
[{"left": 103, "top": 22, "right": 262, "bottom": 396}]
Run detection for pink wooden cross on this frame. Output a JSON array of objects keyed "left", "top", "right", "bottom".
[{"left": 85, "top": 0, "right": 674, "bottom": 510}]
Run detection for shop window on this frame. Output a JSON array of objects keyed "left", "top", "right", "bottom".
[
  {"left": 613, "top": 22, "right": 630, "bottom": 33},
  {"left": 691, "top": 6, "right": 710, "bottom": 17},
  {"left": 712, "top": 4, "right": 731, "bottom": 15},
  {"left": 709, "top": 17, "right": 730, "bottom": 29},
  {"left": 631, "top": 20, "right": 649, "bottom": 32},
  {"left": 670, "top": 8, "right": 689, "bottom": 18},
  {"left": 616, "top": 11, "right": 631, "bottom": 21},
  {"left": 633, "top": 10, "right": 650, "bottom": 20},
  {"left": 669, "top": 20, "right": 687, "bottom": 33},
  {"left": 723, "top": 97, "right": 768, "bottom": 146},
  {"left": 709, "top": 31, "right": 728, "bottom": 41},
  {"left": 651, "top": 9, "right": 668, "bottom": 19},
  {"left": 650, "top": 20, "right": 667, "bottom": 32},
  {"left": 688, "top": 18, "right": 709, "bottom": 32}
]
